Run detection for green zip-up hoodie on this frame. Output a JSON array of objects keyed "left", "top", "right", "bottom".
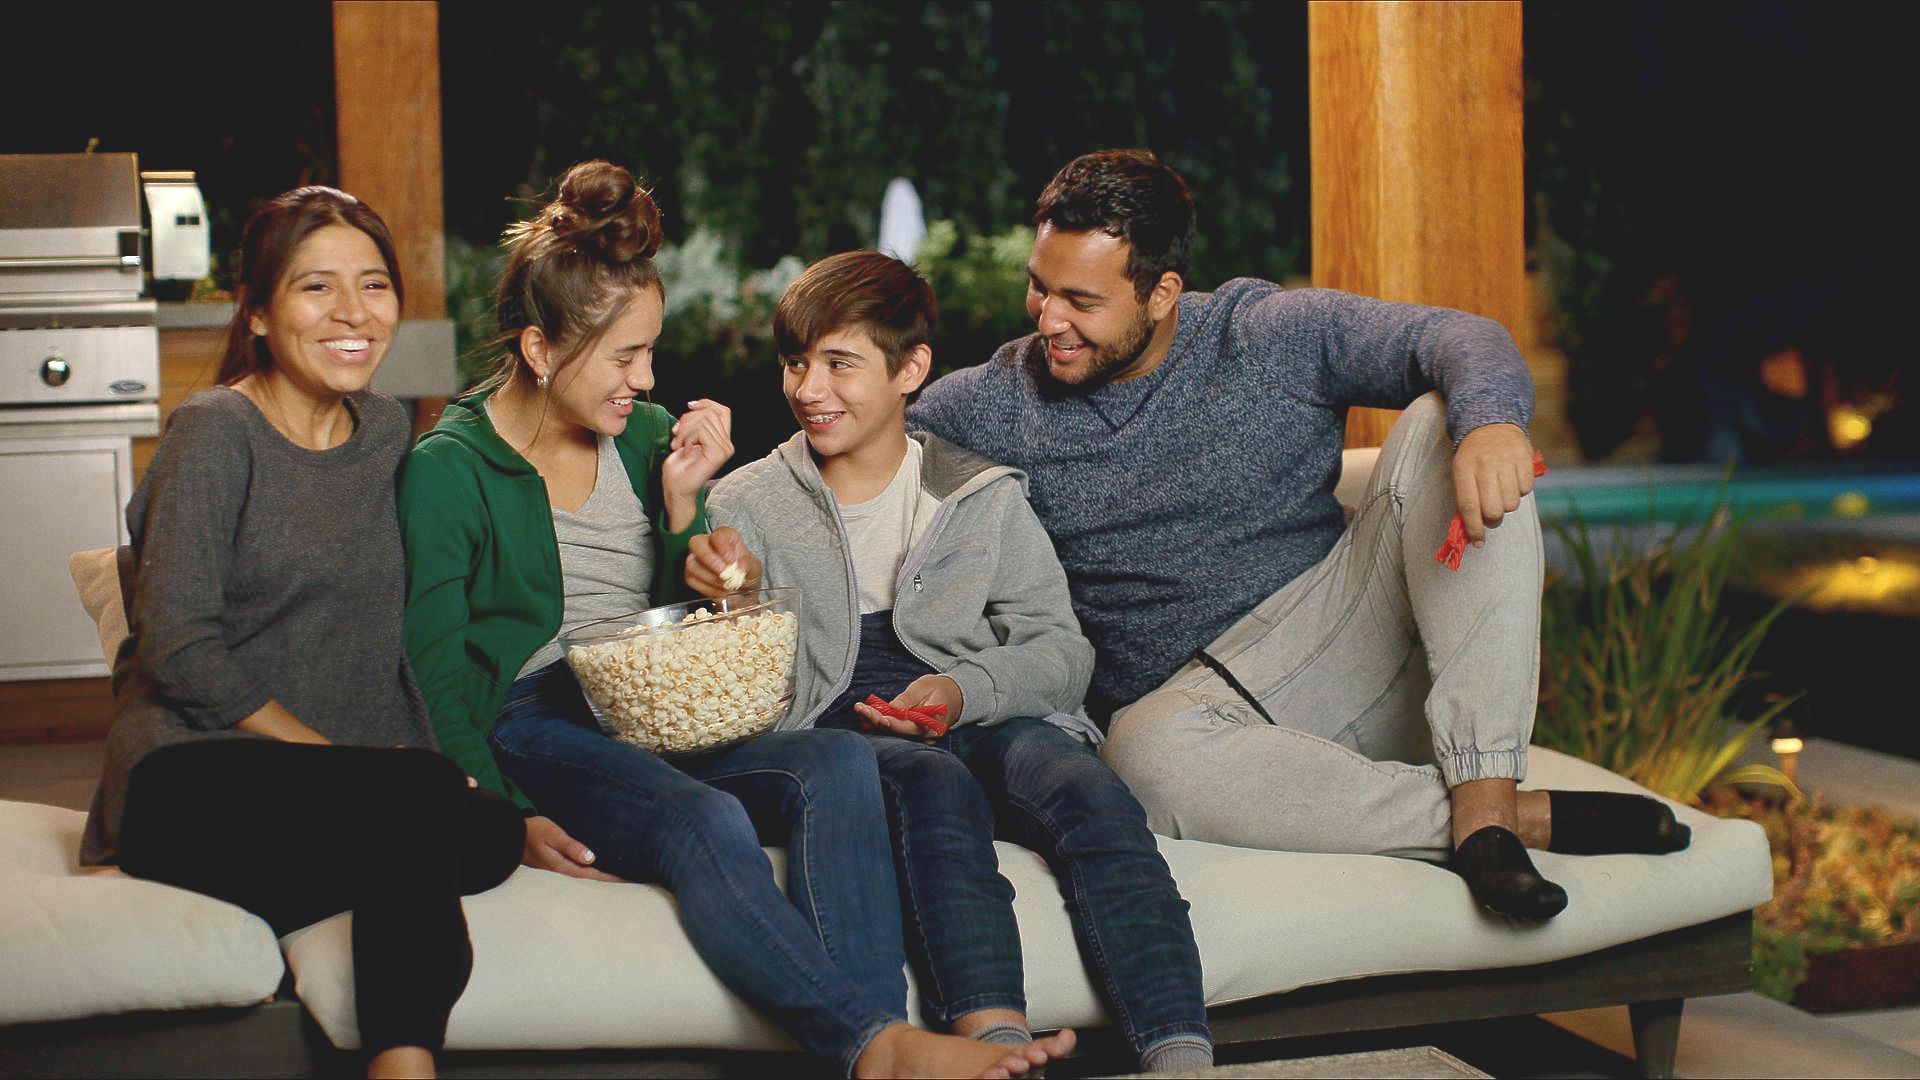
[{"left": 397, "top": 392, "right": 706, "bottom": 809}]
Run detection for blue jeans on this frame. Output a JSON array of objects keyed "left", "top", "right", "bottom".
[
  {"left": 489, "top": 661, "right": 907, "bottom": 1075},
  {"left": 845, "top": 715, "right": 1212, "bottom": 1058}
]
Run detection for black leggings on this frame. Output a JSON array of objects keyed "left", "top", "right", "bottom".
[{"left": 117, "top": 740, "right": 524, "bottom": 1055}]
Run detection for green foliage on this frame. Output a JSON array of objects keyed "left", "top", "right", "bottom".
[
  {"left": 1708, "top": 791, "right": 1920, "bottom": 1003},
  {"left": 440, "top": 1, "right": 1307, "bottom": 290},
  {"left": 1535, "top": 498, "right": 1801, "bottom": 804},
  {"left": 445, "top": 235, "right": 508, "bottom": 391},
  {"left": 1750, "top": 923, "right": 1810, "bottom": 1004},
  {"left": 912, "top": 220, "right": 1034, "bottom": 374}
]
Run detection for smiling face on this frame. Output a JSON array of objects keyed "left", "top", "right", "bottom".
[
  {"left": 542, "top": 285, "right": 665, "bottom": 438},
  {"left": 1025, "top": 223, "right": 1178, "bottom": 390},
  {"left": 783, "top": 324, "right": 929, "bottom": 469},
  {"left": 247, "top": 224, "right": 398, "bottom": 402}
]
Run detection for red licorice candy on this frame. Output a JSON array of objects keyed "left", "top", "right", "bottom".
[
  {"left": 1434, "top": 451, "right": 1548, "bottom": 571},
  {"left": 862, "top": 694, "right": 950, "bottom": 736}
]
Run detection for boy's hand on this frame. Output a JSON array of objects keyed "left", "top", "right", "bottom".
[
  {"left": 855, "top": 675, "right": 963, "bottom": 741},
  {"left": 661, "top": 399, "right": 734, "bottom": 531},
  {"left": 687, "top": 527, "right": 764, "bottom": 597}
]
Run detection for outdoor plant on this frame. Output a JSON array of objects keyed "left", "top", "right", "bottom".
[
  {"left": 1703, "top": 789, "right": 1920, "bottom": 1002},
  {"left": 1534, "top": 502, "right": 1800, "bottom": 803}
]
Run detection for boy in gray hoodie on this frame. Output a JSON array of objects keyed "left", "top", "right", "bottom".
[{"left": 690, "top": 251, "right": 1211, "bottom": 1073}]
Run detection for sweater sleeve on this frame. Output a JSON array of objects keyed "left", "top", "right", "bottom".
[
  {"left": 128, "top": 400, "right": 273, "bottom": 730},
  {"left": 1279, "top": 287, "right": 1534, "bottom": 445},
  {"left": 397, "top": 442, "right": 530, "bottom": 809},
  {"left": 939, "top": 494, "right": 1095, "bottom": 726}
]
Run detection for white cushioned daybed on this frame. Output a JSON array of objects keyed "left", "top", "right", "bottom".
[{"left": 0, "top": 450, "right": 1773, "bottom": 1077}]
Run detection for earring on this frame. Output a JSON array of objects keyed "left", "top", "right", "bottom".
[{"left": 536, "top": 373, "right": 550, "bottom": 389}]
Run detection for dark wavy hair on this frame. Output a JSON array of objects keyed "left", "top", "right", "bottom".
[
  {"left": 474, "top": 159, "right": 665, "bottom": 393},
  {"left": 218, "top": 187, "right": 403, "bottom": 385},
  {"left": 1033, "top": 149, "right": 1195, "bottom": 301}
]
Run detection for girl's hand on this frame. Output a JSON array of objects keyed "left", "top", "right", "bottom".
[
  {"left": 522, "top": 816, "right": 625, "bottom": 882},
  {"left": 686, "top": 527, "right": 764, "bottom": 597},
  {"left": 661, "top": 399, "right": 734, "bottom": 531}
]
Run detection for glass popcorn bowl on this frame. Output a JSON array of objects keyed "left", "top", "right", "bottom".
[{"left": 562, "top": 587, "right": 801, "bottom": 756}]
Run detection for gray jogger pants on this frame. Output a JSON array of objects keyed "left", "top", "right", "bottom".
[{"left": 1100, "top": 394, "right": 1544, "bottom": 861}]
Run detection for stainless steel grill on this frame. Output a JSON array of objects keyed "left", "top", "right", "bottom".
[{"left": 1, "top": 153, "right": 162, "bottom": 680}]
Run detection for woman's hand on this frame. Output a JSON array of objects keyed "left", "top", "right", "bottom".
[
  {"left": 854, "top": 675, "right": 963, "bottom": 742},
  {"left": 522, "top": 815, "right": 625, "bottom": 882},
  {"left": 686, "top": 527, "right": 764, "bottom": 597},
  {"left": 235, "top": 701, "right": 332, "bottom": 745},
  {"left": 661, "top": 399, "right": 734, "bottom": 532}
]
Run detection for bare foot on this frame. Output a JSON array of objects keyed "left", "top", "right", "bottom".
[
  {"left": 1448, "top": 777, "right": 1520, "bottom": 849},
  {"left": 854, "top": 1022, "right": 1075, "bottom": 1078},
  {"left": 366, "top": 1044, "right": 434, "bottom": 1079}
]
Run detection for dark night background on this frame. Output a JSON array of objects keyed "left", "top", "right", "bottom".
[
  {"left": 5, "top": 3, "right": 1917, "bottom": 761},
  {"left": 5, "top": 1, "right": 1905, "bottom": 468}
]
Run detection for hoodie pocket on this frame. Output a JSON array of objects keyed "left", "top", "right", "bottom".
[{"left": 922, "top": 543, "right": 990, "bottom": 576}]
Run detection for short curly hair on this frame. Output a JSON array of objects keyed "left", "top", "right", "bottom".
[{"left": 1033, "top": 149, "right": 1195, "bottom": 301}]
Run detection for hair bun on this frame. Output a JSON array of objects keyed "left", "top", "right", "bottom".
[{"left": 549, "top": 160, "right": 661, "bottom": 263}]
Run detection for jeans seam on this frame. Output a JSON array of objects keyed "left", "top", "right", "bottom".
[
  {"left": 877, "top": 767, "right": 953, "bottom": 1018},
  {"left": 995, "top": 785, "right": 1156, "bottom": 1051},
  {"left": 693, "top": 763, "right": 836, "bottom": 962},
  {"left": 492, "top": 737, "right": 885, "bottom": 1061},
  {"left": 1229, "top": 514, "right": 1395, "bottom": 709}
]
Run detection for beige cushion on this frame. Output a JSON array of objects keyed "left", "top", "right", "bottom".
[
  {"left": 1334, "top": 446, "right": 1381, "bottom": 508},
  {"left": 0, "top": 799, "right": 286, "bottom": 1025},
  {"left": 285, "top": 747, "right": 1771, "bottom": 1051},
  {"left": 68, "top": 546, "right": 129, "bottom": 666}
]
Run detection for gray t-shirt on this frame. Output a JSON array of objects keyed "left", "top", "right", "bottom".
[
  {"left": 518, "top": 434, "right": 653, "bottom": 677},
  {"left": 82, "top": 387, "right": 434, "bottom": 864},
  {"left": 836, "top": 439, "right": 939, "bottom": 614}
]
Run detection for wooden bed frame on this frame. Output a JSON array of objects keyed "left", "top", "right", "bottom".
[{"left": 1, "top": 912, "right": 1750, "bottom": 1079}]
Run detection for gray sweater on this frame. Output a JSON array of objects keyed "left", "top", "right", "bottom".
[
  {"left": 82, "top": 387, "right": 435, "bottom": 864},
  {"left": 908, "top": 280, "right": 1533, "bottom": 720},
  {"left": 707, "top": 432, "right": 1094, "bottom": 731}
]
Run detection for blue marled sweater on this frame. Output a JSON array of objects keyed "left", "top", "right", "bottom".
[{"left": 908, "top": 279, "right": 1532, "bottom": 720}]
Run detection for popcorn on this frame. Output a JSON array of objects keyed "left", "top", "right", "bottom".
[
  {"left": 720, "top": 561, "right": 747, "bottom": 591},
  {"left": 567, "top": 606, "right": 798, "bottom": 754}
]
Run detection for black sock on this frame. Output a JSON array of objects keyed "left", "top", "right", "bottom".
[
  {"left": 1546, "top": 790, "right": 1692, "bottom": 855},
  {"left": 1451, "top": 825, "right": 1569, "bottom": 920}
]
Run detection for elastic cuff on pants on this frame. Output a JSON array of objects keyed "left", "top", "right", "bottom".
[{"left": 1438, "top": 747, "right": 1527, "bottom": 787}]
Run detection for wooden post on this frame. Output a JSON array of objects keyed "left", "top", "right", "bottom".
[
  {"left": 333, "top": 0, "right": 449, "bottom": 434},
  {"left": 1309, "top": 1, "right": 1525, "bottom": 448}
]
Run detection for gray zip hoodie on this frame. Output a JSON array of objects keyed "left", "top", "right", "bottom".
[{"left": 707, "top": 431, "right": 1096, "bottom": 737}]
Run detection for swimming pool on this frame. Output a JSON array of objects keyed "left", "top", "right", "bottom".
[{"left": 1534, "top": 463, "right": 1920, "bottom": 529}]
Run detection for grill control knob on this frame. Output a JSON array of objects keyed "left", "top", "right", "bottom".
[{"left": 42, "top": 356, "right": 72, "bottom": 387}]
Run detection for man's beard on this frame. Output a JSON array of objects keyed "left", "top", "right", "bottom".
[{"left": 1028, "top": 305, "right": 1155, "bottom": 399}]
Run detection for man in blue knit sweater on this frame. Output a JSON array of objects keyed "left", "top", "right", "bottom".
[{"left": 908, "top": 150, "right": 1692, "bottom": 921}]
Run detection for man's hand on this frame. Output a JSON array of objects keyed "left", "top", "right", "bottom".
[
  {"left": 1451, "top": 423, "right": 1535, "bottom": 546},
  {"left": 522, "top": 815, "right": 625, "bottom": 882},
  {"left": 854, "top": 675, "right": 963, "bottom": 741},
  {"left": 686, "top": 527, "right": 764, "bottom": 597}
]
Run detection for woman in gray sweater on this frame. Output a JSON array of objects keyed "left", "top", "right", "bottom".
[{"left": 80, "top": 187, "right": 523, "bottom": 1079}]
